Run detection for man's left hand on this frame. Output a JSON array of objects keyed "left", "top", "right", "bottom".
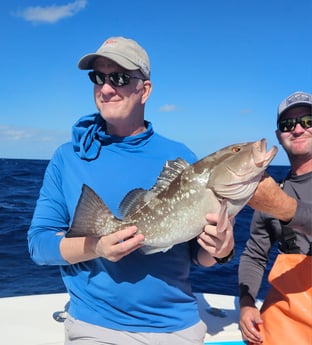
[{"left": 196, "top": 213, "right": 234, "bottom": 266}]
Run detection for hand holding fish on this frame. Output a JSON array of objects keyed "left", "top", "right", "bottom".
[
  {"left": 196, "top": 213, "right": 235, "bottom": 266},
  {"left": 91, "top": 226, "right": 145, "bottom": 262},
  {"left": 60, "top": 226, "right": 145, "bottom": 264}
]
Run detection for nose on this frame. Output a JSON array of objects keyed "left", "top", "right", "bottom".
[
  {"left": 98, "top": 80, "right": 117, "bottom": 94},
  {"left": 292, "top": 122, "right": 305, "bottom": 133}
]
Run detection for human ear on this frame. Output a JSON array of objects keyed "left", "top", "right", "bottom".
[{"left": 141, "top": 80, "right": 152, "bottom": 104}]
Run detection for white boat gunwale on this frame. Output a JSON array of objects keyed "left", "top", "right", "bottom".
[{"left": 0, "top": 292, "right": 262, "bottom": 345}]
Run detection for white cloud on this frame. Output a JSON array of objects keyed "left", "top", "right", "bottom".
[
  {"left": 159, "top": 104, "right": 177, "bottom": 112},
  {"left": 0, "top": 125, "right": 70, "bottom": 159},
  {"left": 0, "top": 125, "right": 70, "bottom": 142},
  {"left": 13, "top": 0, "right": 87, "bottom": 24},
  {"left": 0, "top": 126, "right": 33, "bottom": 140}
]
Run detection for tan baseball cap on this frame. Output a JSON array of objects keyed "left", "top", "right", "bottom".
[{"left": 78, "top": 36, "right": 150, "bottom": 79}]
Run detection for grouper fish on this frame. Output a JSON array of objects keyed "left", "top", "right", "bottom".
[{"left": 66, "top": 138, "right": 277, "bottom": 254}]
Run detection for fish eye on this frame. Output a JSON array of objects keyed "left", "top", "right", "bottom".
[{"left": 232, "top": 146, "right": 241, "bottom": 153}]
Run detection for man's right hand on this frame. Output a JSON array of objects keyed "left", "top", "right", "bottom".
[
  {"left": 61, "top": 226, "right": 144, "bottom": 264},
  {"left": 93, "top": 226, "right": 145, "bottom": 262}
]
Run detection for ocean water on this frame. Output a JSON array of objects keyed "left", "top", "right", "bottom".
[{"left": 0, "top": 158, "right": 290, "bottom": 299}]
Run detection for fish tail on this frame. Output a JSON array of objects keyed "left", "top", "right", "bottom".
[{"left": 66, "top": 184, "right": 115, "bottom": 238}]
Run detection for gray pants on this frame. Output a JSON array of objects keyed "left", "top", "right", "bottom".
[{"left": 64, "top": 314, "right": 207, "bottom": 345}]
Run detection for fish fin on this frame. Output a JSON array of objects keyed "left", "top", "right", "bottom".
[
  {"left": 216, "top": 199, "right": 230, "bottom": 232},
  {"left": 140, "top": 244, "right": 173, "bottom": 255},
  {"left": 67, "top": 184, "right": 115, "bottom": 238},
  {"left": 119, "top": 188, "right": 155, "bottom": 218},
  {"left": 150, "top": 158, "right": 190, "bottom": 195},
  {"left": 119, "top": 158, "right": 189, "bottom": 218}
]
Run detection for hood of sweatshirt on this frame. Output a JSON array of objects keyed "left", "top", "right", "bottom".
[{"left": 72, "top": 113, "right": 153, "bottom": 160}]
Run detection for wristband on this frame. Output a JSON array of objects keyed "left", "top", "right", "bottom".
[{"left": 213, "top": 249, "right": 235, "bottom": 265}]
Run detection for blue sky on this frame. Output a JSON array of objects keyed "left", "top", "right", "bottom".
[{"left": 0, "top": 0, "right": 311, "bottom": 165}]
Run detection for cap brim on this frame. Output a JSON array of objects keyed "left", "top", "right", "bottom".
[{"left": 78, "top": 53, "right": 139, "bottom": 71}]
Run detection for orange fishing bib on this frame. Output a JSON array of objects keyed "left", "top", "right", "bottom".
[{"left": 252, "top": 254, "right": 312, "bottom": 345}]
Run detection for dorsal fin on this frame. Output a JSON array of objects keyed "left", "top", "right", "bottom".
[
  {"left": 119, "top": 158, "right": 189, "bottom": 218},
  {"left": 150, "top": 158, "right": 190, "bottom": 195},
  {"left": 119, "top": 188, "right": 152, "bottom": 218}
]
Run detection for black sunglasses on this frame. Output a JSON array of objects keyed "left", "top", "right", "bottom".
[
  {"left": 278, "top": 114, "right": 312, "bottom": 133},
  {"left": 88, "top": 71, "right": 144, "bottom": 87}
]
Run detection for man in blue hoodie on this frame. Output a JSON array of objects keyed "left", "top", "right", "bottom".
[{"left": 28, "top": 37, "right": 235, "bottom": 344}]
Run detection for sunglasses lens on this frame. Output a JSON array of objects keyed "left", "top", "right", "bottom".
[
  {"left": 278, "top": 115, "right": 312, "bottom": 132},
  {"left": 279, "top": 119, "right": 296, "bottom": 132},
  {"left": 301, "top": 115, "right": 312, "bottom": 129},
  {"left": 109, "top": 73, "right": 131, "bottom": 87},
  {"left": 88, "top": 71, "right": 132, "bottom": 87},
  {"left": 88, "top": 71, "right": 104, "bottom": 85}
]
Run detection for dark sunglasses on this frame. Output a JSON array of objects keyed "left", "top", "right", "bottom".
[
  {"left": 278, "top": 114, "right": 312, "bottom": 133},
  {"left": 88, "top": 71, "right": 144, "bottom": 87}
]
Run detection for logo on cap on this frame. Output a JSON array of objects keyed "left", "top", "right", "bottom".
[{"left": 286, "top": 92, "right": 311, "bottom": 106}]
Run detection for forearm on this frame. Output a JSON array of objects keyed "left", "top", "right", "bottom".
[
  {"left": 239, "top": 253, "right": 265, "bottom": 301},
  {"left": 196, "top": 247, "right": 217, "bottom": 266},
  {"left": 60, "top": 236, "right": 99, "bottom": 264},
  {"left": 248, "top": 174, "right": 297, "bottom": 222},
  {"left": 29, "top": 223, "right": 98, "bottom": 266},
  {"left": 28, "top": 229, "right": 69, "bottom": 266}
]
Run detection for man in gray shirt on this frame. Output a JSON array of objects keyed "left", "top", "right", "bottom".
[{"left": 239, "top": 91, "right": 312, "bottom": 344}]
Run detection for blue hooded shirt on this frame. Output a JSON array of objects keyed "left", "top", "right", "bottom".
[{"left": 28, "top": 113, "right": 202, "bottom": 332}]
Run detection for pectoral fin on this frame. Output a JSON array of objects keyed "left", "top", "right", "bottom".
[
  {"left": 140, "top": 244, "right": 174, "bottom": 255},
  {"left": 216, "top": 199, "right": 229, "bottom": 232}
]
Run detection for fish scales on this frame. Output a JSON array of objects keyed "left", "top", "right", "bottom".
[{"left": 66, "top": 138, "right": 277, "bottom": 254}]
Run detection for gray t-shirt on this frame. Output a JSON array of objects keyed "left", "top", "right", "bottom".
[{"left": 238, "top": 171, "right": 312, "bottom": 301}]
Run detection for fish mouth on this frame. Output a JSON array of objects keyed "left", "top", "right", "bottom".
[{"left": 253, "top": 139, "right": 277, "bottom": 168}]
